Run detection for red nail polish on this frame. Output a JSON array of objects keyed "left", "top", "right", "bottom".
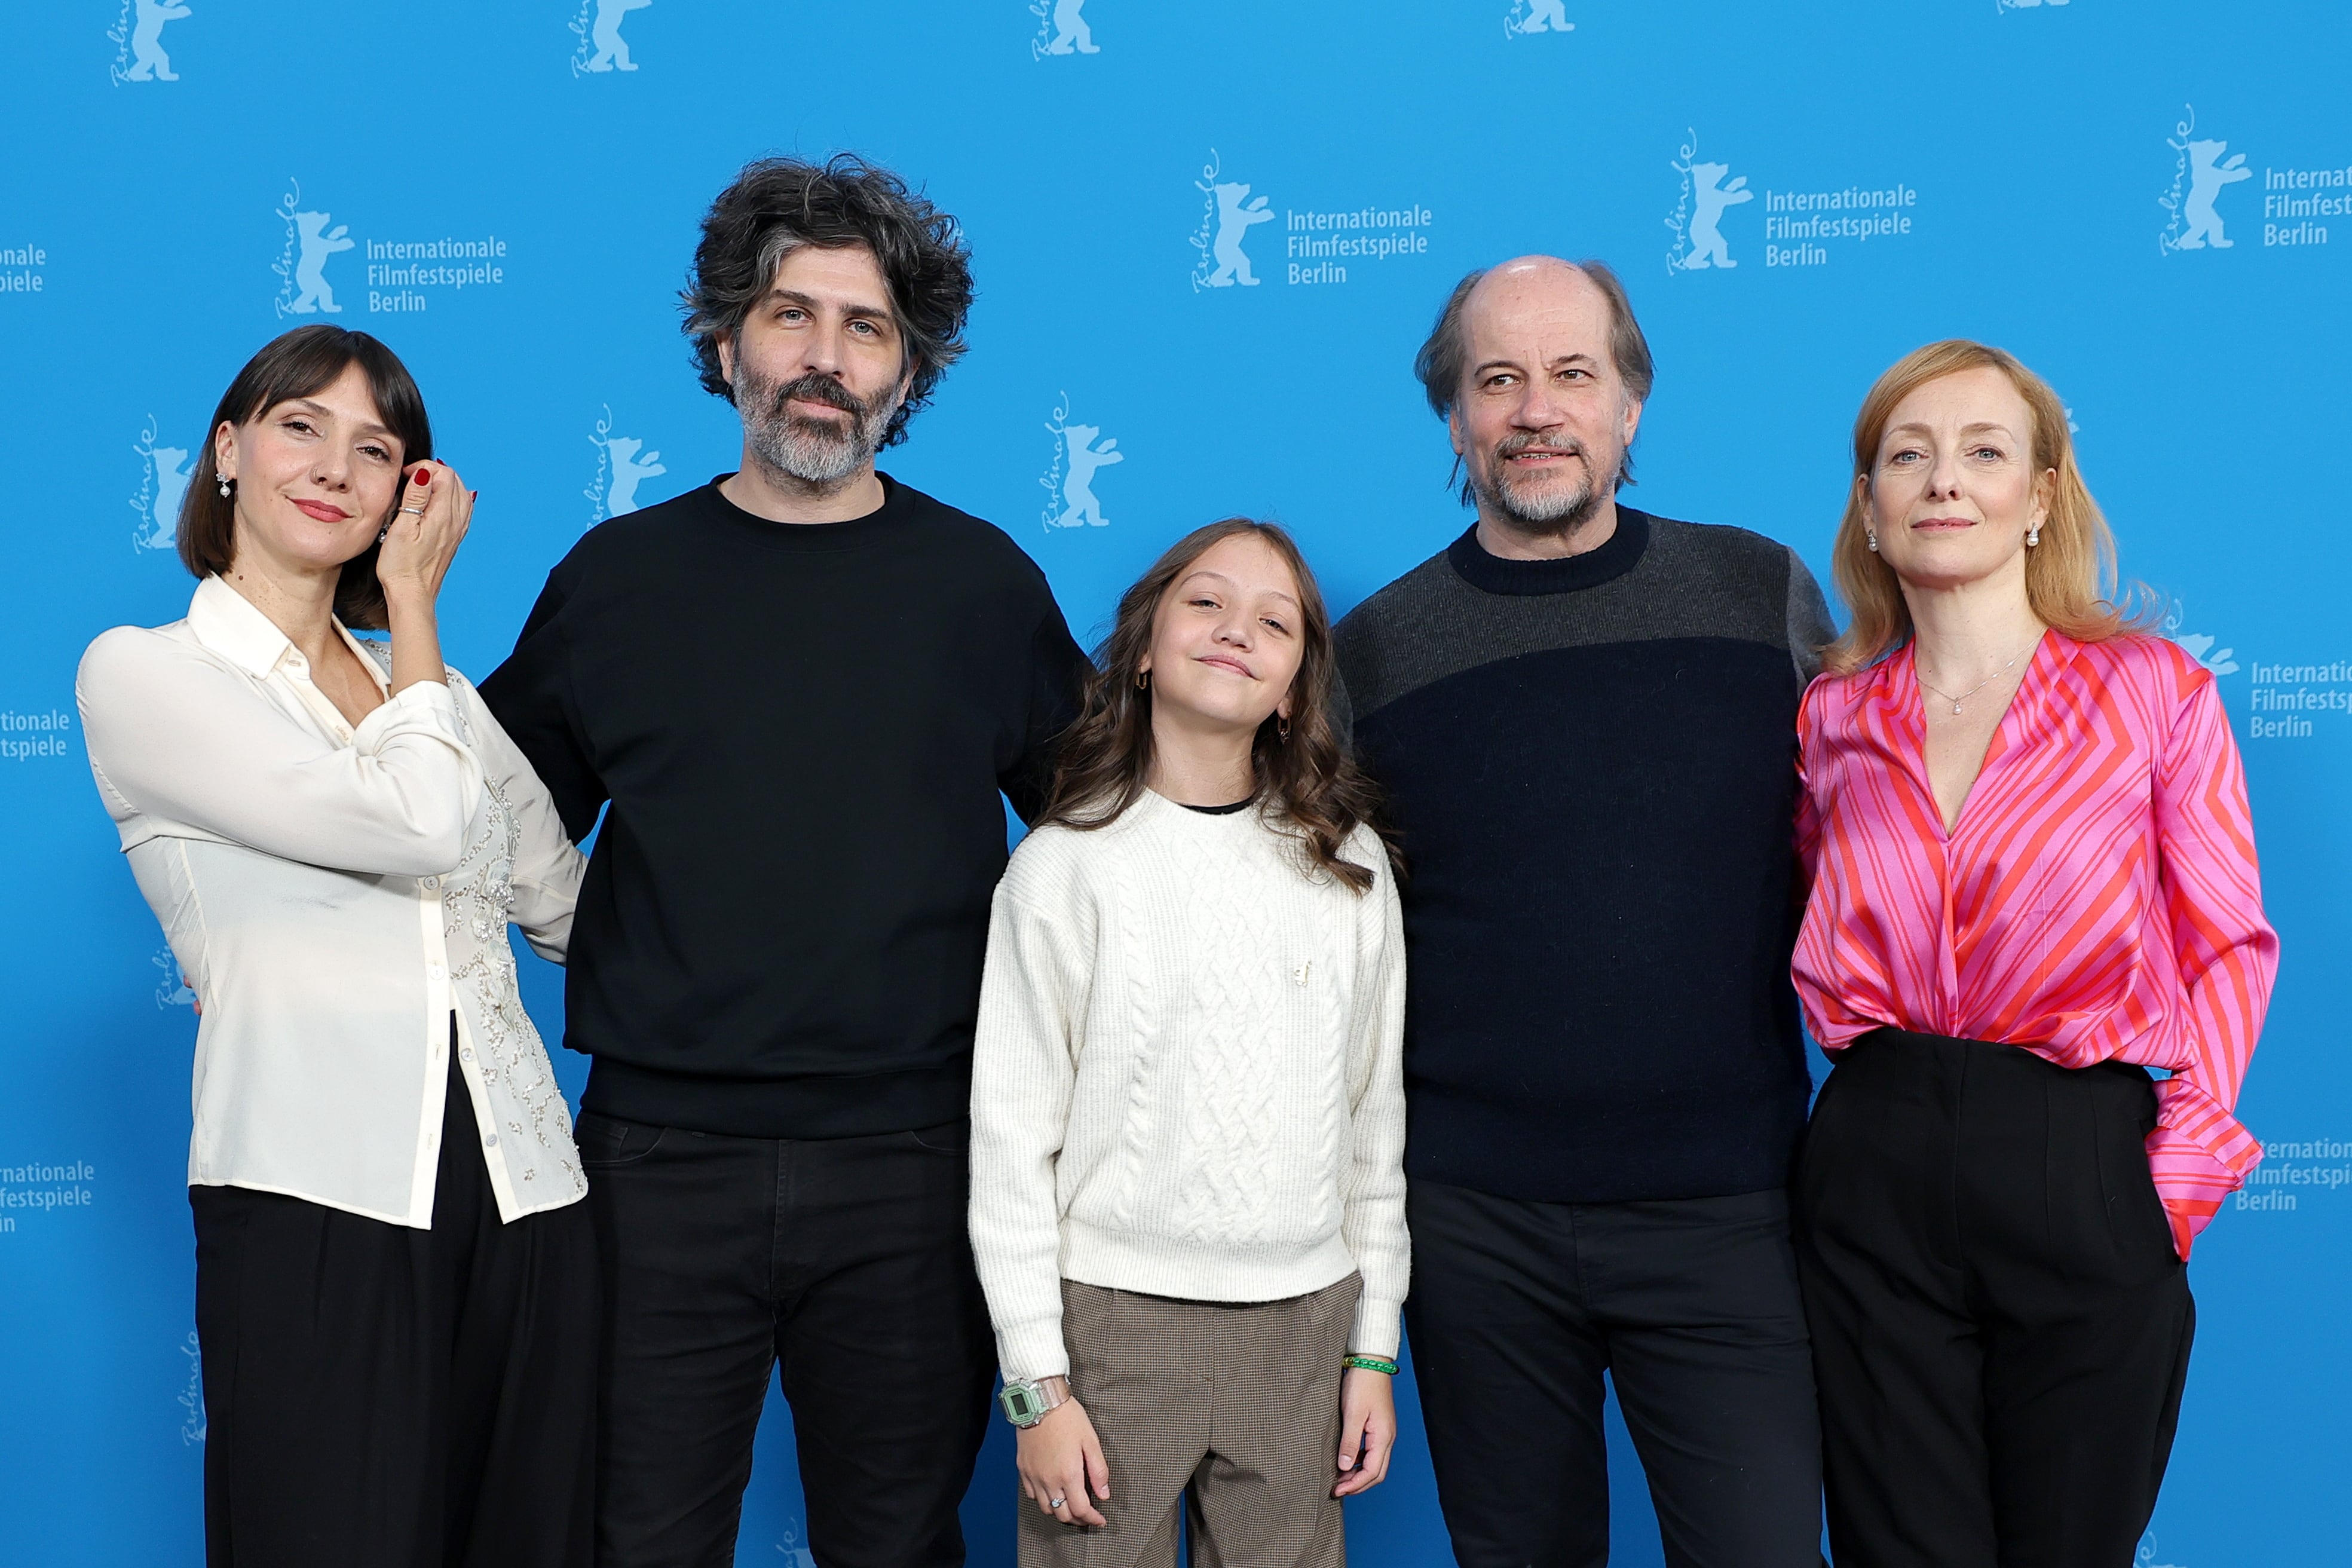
[{"left": 414, "top": 467, "right": 431, "bottom": 486}]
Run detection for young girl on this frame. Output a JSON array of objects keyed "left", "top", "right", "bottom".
[{"left": 969, "top": 520, "right": 1410, "bottom": 1566}]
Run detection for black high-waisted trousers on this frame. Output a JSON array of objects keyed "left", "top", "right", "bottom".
[{"left": 1794, "top": 1027, "right": 2194, "bottom": 1568}]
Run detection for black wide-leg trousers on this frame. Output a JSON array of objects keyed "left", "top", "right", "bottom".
[
  {"left": 1793, "top": 1027, "right": 2195, "bottom": 1568},
  {"left": 191, "top": 1051, "right": 600, "bottom": 1568}
]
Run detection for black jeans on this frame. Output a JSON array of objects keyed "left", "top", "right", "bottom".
[
  {"left": 1794, "top": 1028, "right": 2194, "bottom": 1568},
  {"left": 1405, "top": 1181, "right": 1826, "bottom": 1568},
  {"left": 192, "top": 1053, "right": 599, "bottom": 1568},
  {"left": 577, "top": 1110, "right": 996, "bottom": 1568}
]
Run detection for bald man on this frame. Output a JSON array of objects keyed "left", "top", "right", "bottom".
[{"left": 1334, "top": 258, "right": 1832, "bottom": 1566}]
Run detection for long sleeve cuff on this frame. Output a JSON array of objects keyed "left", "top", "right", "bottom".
[
  {"left": 1349, "top": 1293, "right": 1403, "bottom": 1361},
  {"left": 2146, "top": 1101, "right": 2262, "bottom": 1260},
  {"left": 354, "top": 670, "right": 462, "bottom": 743},
  {"left": 995, "top": 1313, "right": 1071, "bottom": 1385}
]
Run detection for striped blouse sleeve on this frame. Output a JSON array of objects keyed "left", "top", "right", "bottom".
[
  {"left": 2143, "top": 669, "right": 2280, "bottom": 1257},
  {"left": 1793, "top": 679, "right": 1824, "bottom": 887}
]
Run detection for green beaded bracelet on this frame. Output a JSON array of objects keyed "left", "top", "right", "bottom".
[{"left": 1343, "top": 1353, "right": 1399, "bottom": 1376}]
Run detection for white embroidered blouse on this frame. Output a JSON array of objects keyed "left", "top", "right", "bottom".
[{"left": 76, "top": 575, "right": 588, "bottom": 1227}]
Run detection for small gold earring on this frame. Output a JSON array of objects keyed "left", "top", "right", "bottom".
[
  {"left": 1277, "top": 715, "right": 1292, "bottom": 742},
  {"left": 1134, "top": 670, "right": 1149, "bottom": 690}
]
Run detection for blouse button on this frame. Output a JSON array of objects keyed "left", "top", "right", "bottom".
[
  {"left": 420, "top": 876, "right": 439, "bottom": 891},
  {"left": 484, "top": 1132, "right": 500, "bottom": 1148},
  {"left": 428, "top": 963, "right": 446, "bottom": 981}
]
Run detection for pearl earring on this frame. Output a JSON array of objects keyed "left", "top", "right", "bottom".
[
  {"left": 1866, "top": 528, "right": 1879, "bottom": 553},
  {"left": 218, "top": 478, "right": 232, "bottom": 497},
  {"left": 2026, "top": 525, "right": 2040, "bottom": 547}
]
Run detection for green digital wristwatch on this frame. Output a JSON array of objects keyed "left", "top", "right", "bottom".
[{"left": 998, "top": 1375, "right": 1071, "bottom": 1429}]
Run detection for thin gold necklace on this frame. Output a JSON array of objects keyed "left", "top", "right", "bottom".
[{"left": 1916, "top": 636, "right": 2037, "bottom": 717}]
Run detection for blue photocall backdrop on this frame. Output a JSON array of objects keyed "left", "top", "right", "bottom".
[{"left": 2, "top": 2, "right": 2344, "bottom": 1563}]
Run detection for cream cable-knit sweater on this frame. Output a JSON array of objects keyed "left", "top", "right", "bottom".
[{"left": 969, "top": 789, "right": 1410, "bottom": 1382}]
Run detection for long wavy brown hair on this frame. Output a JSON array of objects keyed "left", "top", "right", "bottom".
[
  {"left": 1824, "top": 338, "right": 2152, "bottom": 675},
  {"left": 1038, "top": 519, "right": 1396, "bottom": 893}
]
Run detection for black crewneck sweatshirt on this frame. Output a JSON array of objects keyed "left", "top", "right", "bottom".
[
  {"left": 1335, "top": 509, "right": 1835, "bottom": 1203},
  {"left": 480, "top": 474, "right": 1087, "bottom": 1138}
]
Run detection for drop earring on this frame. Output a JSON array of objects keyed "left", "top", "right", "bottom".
[
  {"left": 2026, "top": 525, "right": 2041, "bottom": 547},
  {"left": 1866, "top": 528, "right": 1879, "bottom": 553},
  {"left": 218, "top": 477, "right": 232, "bottom": 497}
]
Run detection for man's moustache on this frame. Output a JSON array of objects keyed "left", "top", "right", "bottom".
[
  {"left": 1496, "top": 438, "right": 1585, "bottom": 462},
  {"left": 769, "top": 378, "right": 864, "bottom": 419}
]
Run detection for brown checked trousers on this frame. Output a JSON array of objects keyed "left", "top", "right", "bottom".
[{"left": 1019, "top": 1274, "right": 1361, "bottom": 1568}]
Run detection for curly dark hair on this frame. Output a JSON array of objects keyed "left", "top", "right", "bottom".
[
  {"left": 681, "top": 154, "right": 974, "bottom": 449},
  {"left": 1038, "top": 520, "right": 1398, "bottom": 895}
]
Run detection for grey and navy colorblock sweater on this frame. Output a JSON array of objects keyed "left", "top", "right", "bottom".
[{"left": 1334, "top": 507, "right": 1835, "bottom": 1205}]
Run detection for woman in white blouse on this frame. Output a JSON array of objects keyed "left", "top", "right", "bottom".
[{"left": 76, "top": 326, "right": 595, "bottom": 1568}]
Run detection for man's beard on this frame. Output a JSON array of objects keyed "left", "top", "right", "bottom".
[
  {"left": 734, "top": 363, "right": 898, "bottom": 488},
  {"left": 1469, "top": 430, "right": 1621, "bottom": 537}
]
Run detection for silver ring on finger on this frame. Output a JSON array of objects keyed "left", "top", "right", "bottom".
[
  {"left": 1050, "top": 1497, "right": 1065, "bottom": 1510},
  {"left": 397, "top": 504, "right": 427, "bottom": 515}
]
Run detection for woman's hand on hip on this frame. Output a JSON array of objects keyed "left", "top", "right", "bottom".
[
  {"left": 1333, "top": 1365, "right": 1396, "bottom": 1497},
  {"left": 376, "top": 462, "right": 473, "bottom": 610},
  {"left": 1015, "top": 1398, "right": 1111, "bottom": 1528}
]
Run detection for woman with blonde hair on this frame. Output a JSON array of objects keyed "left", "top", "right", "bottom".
[
  {"left": 1791, "top": 340, "right": 2277, "bottom": 1566},
  {"left": 967, "top": 519, "right": 1408, "bottom": 1566}
]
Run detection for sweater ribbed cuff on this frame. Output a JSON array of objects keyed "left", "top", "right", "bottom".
[{"left": 1349, "top": 1294, "right": 1404, "bottom": 1361}]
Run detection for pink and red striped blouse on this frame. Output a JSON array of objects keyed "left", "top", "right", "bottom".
[{"left": 1794, "top": 630, "right": 2277, "bottom": 1258}]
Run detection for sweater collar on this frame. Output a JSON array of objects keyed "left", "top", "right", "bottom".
[
  {"left": 1136, "top": 786, "right": 1264, "bottom": 832},
  {"left": 1444, "top": 506, "right": 1650, "bottom": 597},
  {"left": 701, "top": 468, "right": 915, "bottom": 550}
]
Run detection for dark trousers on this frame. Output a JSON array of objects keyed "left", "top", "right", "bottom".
[
  {"left": 1405, "top": 1181, "right": 1826, "bottom": 1568},
  {"left": 191, "top": 1054, "right": 599, "bottom": 1568},
  {"left": 576, "top": 1110, "right": 996, "bottom": 1568},
  {"left": 1793, "top": 1028, "right": 2194, "bottom": 1568}
]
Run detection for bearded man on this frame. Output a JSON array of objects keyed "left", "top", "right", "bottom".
[
  {"left": 1333, "top": 257, "right": 1834, "bottom": 1568},
  {"left": 483, "top": 156, "right": 1086, "bottom": 1568}
]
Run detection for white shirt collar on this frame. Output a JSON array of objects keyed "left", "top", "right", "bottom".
[{"left": 186, "top": 573, "right": 385, "bottom": 687}]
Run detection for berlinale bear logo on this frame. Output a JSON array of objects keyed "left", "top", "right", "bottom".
[
  {"left": 130, "top": 418, "right": 192, "bottom": 553},
  {"left": 573, "top": 0, "right": 652, "bottom": 74},
  {"left": 1191, "top": 151, "right": 1276, "bottom": 291},
  {"left": 1504, "top": 0, "right": 1572, "bottom": 36},
  {"left": 271, "top": 180, "right": 354, "bottom": 318},
  {"left": 1031, "top": 0, "right": 1098, "bottom": 58},
  {"left": 2160, "top": 106, "right": 2252, "bottom": 254},
  {"left": 108, "top": 0, "right": 191, "bottom": 85},
  {"left": 1040, "top": 394, "right": 1122, "bottom": 531},
  {"left": 586, "top": 408, "right": 668, "bottom": 523},
  {"left": 1667, "top": 132, "right": 1752, "bottom": 273}
]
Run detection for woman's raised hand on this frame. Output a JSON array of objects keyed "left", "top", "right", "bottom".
[{"left": 377, "top": 461, "right": 473, "bottom": 608}]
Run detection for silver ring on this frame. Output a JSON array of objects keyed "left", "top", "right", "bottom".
[
  {"left": 397, "top": 504, "right": 427, "bottom": 515},
  {"left": 1050, "top": 1497, "right": 1065, "bottom": 1510}
]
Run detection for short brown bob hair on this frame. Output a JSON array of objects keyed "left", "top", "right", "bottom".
[
  {"left": 180, "top": 326, "right": 432, "bottom": 630},
  {"left": 1037, "top": 519, "right": 1396, "bottom": 894},
  {"left": 1824, "top": 339, "right": 2147, "bottom": 676}
]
